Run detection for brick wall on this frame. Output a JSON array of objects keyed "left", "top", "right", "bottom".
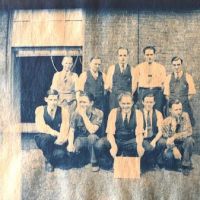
[
  {"left": 83, "top": 10, "right": 138, "bottom": 72},
  {"left": 0, "top": 11, "right": 8, "bottom": 90},
  {"left": 84, "top": 10, "right": 200, "bottom": 152}
]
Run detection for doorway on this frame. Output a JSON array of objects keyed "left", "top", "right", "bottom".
[{"left": 13, "top": 48, "right": 82, "bottom": 123}]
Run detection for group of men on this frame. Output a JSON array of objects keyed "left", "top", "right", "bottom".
[{"left": 34, "top": 46, "right": 196, "bottom": 176}]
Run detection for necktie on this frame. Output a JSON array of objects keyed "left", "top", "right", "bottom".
[
  {"left": 124, "top": 113, "right": 129, "bottom": 129},
  {"left": 146, "top": 111, "right": 153, "bottom": 138},
  {"left": 64, "top": 73, "right": 68, "bottom": 83},
  {"left": 176, "top": 72, "right": 180, "bottom": 80},
  {"left": 121, "top": 64, "right": 125, "bottom": 74},
  {"left": 50, "top": 109, "right": 55, "bottom": 119}
]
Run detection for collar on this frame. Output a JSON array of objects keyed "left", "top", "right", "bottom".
[
  {"left": 143, "top": 109, "right": 153, "bottom": 116},
  {"left": 174, "top": 70, "right": 183, "bottom": 79},
  {"left": 47, "top": 106, "right": 57, "bottom": 116},
  {"left": 119, "top": 63, "right": 127, "bottom": 68},
  {"left": 90, "top": 69, "right": 99, "bottom": 79}
]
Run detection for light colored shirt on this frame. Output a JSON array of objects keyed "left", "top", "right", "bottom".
[
  {"left": 51, "top": 71, "right": 78, "bottom": 93},
  {"left": 35, "top": 105, "right": 68, "bottom": 136},
  {"left": 105, "top": 64, "right": 135, "bottom": 91},
  {"left": 164, "top": 72, "right": 196, "bottom": 96},
  {"left": 133, "top": 61, "right": 166, "bottom": 89},
  {"left": 78, "top": 70, "right": 106, "bottom": 91},
  {"left": 143, "top": 109, "right": 163, "bottom": 137},
  {"left": 106, "top": 108, "right": 144, "bottom": 136}
]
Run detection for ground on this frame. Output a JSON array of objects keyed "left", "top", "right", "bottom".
[{"left": 22, "top": 149, "right": 200, "bottom": 200}]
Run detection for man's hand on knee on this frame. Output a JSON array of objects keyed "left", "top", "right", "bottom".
[
  {"left": 137, "top": 145, "right": 145, "bottom": 157},
  {"left": 67, "top": 144, "right": 75, "bottom": 152},
  {"left": 173, "top": 147, "right": 182, "bottom": 160},
  {"left": 110, "top": 145, "right": 118, "bottom": 158}
]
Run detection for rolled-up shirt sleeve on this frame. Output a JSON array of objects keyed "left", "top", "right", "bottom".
[
  {"left": 156, "top": 110, "right": 164, "bottom": 131},
  {"left": 35, "top": 106, "right": 58, "bottom": 135},
  {"left": 135, "top": 109, "right": 144, "bottom": 136},
  {"left": 186, "top": 73, "right": 196, "bottom": 95},
  {"left": 77, "top": 72, "right": 87, "bottom": 92},
  {"left": 106, "top": 108, "right": 117, "bottom": 135},
  {"left": 132, "top": 66, "right": 139, "bottom": 93},
  {"left": 51, "top": 72, "right": 59, "bottom": 91},
  {"left": 105, "top": 65, "right": 115, "bottom": 91},
  {"left": 163, "top": 74, "right": 171, "bottom": 96}
]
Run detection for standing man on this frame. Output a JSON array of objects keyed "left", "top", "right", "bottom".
[
  {"left": 51, "top": 56, "right": 78, "bottom": 131},
  {"left": 132, "top": 46, "right": 166, "bottom": 113},
  {"left": 105, "top": 47, "right": 134, "bottom": 110},
  {"left": 105, "top": 92, "right": 144, "bottom": 158},
  {"left": 164, "top": 56, "right": 196, "bottom": 126},
  {"left": 67, "top": 91, "right": 104, "bottom": 172},
  {"left": 35, "top": 89, "right": 69, "bottom": 172},
  {"left": 157, "top": 99, "right": 194, "bottom": 176},
  {"left": 78, "top": 56, "right": 106, "bottom": 111},
  {"left": 140, "top": 93, "right": 164, "bottom": 169}
]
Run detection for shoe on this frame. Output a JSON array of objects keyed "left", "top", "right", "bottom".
[
  {"left": 45, "top": 161, "right": 54, "bottom": 172},
  {"left": 91, "top": 163, "right": 100, "bottom": 172},
  {"left": 182, "top": 167, "right": 190, "bottom": 176}
]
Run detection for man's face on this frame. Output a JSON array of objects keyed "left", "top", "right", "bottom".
[
  {"left": 144, "top": 49, "right": 155, "bottom": 64},
  {"left": 171, "top": 103, "right": 183, "bottom": 118},
  {"left": 142, "top": 96, "right": 155, "bottom": 111},
  {"left": 78, "top": 96, "right": 92, "bottom": 111},
  {"left": 119, "top": 96, "right": 133, "bottom": 113},
  {"left": 118, "top": 49, "right": 128, "bottom": 65},
  {"left": 62, "top": 57, "right": 73, "bottom": 72},
  {"left": 172, "top": 59, "right": 182, "bottom": 74},
  {"left": 45, "top": 95, "right": 59, "bottom": 110},
  {"left": 90, "top": 58, "right": 101, "bottom": 73}
]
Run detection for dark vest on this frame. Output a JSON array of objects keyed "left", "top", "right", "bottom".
[
  {"left": 169, "top": 72, "right": 189, "bottom": 102},
  {"left": 84, "top": 71, "right": 104, "bottom": 98},
  {"left": 115, "top": 107, "right": 137, "bottom": 141},
  {"left": 141, "top": 108, "right": 158, "bottom": 138},
  {"left": 43, "top": 106, "right": 62, "bottom": 132},
  {"left": 112, "top": 64, "right": 132, "bottom": 94}
]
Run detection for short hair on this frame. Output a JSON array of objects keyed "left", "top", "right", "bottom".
[
  {"left": 142, "top": 92, "right": 155, "bottom": 101},
  {"left": 171, "top": 56, "right": 183, "bottom": 64},
  {"left": 168, "top": 99, "right": 182, "bottom": 109},
  {"left": 45, "top": 89, "right": 59, "bottom": 97},
  {"left": 79, "top": 91, "right": 95, "bottom": 102},
  {"left": 62, "top": 56, "right": 73, "bottom": 63},
  {"left": 143, "top": 46, "right": 156, "bottom": 54},
  {"left": 118, "top": 92, "right": 133, "bottom": 102},
  {"left": 90, "top": 56, "right": 101, "bottom": 62},
  {"left": 117, "top": 47, "right": 129, "bottom": 55}
]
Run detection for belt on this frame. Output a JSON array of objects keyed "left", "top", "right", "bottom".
[{"left": 139, "top": 87, "right": 162, "bottom": 90}]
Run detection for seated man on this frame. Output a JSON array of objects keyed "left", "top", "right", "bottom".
[
  {"left": 140, "top": 93, "right": 164, "bottom": 169},
  {"left": 157, "top": 99, "right": 194, "bottom": 176},
  {"left": 106, "top": 92, "right": 144, "bottom": 158},
  {"left": 67, "top": 91, "right": 103, "bottom": 172},
  {"left": 35, "top": 89, "right": 69, "bottom": 172}
]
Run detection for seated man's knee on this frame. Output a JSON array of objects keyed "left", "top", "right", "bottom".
[
  {"left": 53, "top": 149, "right": 67, "bottom": 160},
  {"left": 87, "top": 134, "right": 99, "bottom": 144},
  {"left": 164, "top": 148, "right": 174, "bottom": 160},
  {"left": 183, "top": 137, "right": 194, "bottom": 148},
  {"left": 95, "top": 137, "right": 110, "bottom": 151}
]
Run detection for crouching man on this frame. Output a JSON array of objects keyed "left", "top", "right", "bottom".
[
  {"left": 35, "top": 89, "right": 69, "bottom": 172},
  {"left": 140, "top": 93, "right": 164, "bottom": 170},
  {"left": 67, "top": 91, "right": 104, "bottom": 172},
  {"left": 106, "top": 92, "right": 144, "bottom": 158},
  {"left": 157, "top": 99, "right": 194, "bottom": 176}
]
